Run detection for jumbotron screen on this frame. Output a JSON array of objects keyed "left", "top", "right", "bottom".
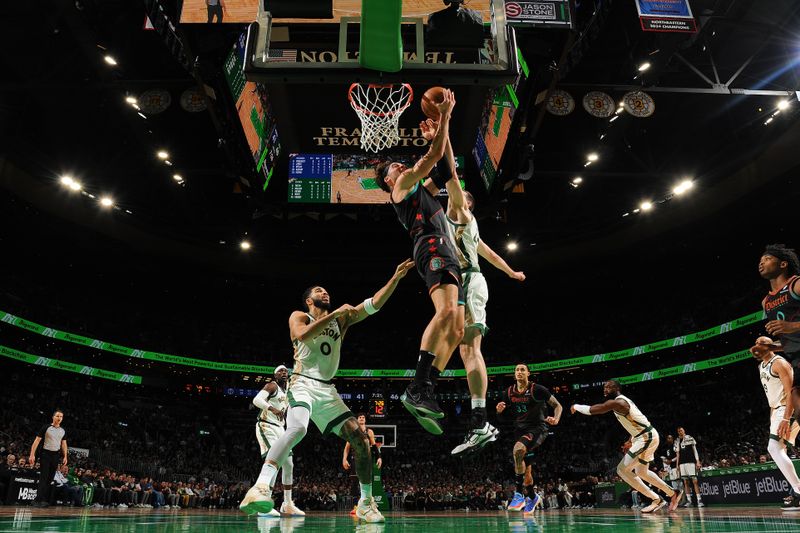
[
  {"left": 287, "top": 153, "right": 465, "bottom": 204},
  {"left": 473, "top": 86, "right": 516, "bottom": 191},
  {"left": 224, "top": 33, "right": 281, "bottom": 187}
]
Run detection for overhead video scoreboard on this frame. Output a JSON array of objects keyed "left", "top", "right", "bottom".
[{"left": 287, "top": 154, "right": 333, "bottom": 203}]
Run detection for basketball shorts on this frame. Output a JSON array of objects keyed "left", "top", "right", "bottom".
[
  {"left": 626, "top": 427, "right": 660, "bottom": 464},
  {"left": 287, "top": 374, "right": 354, "bottom": 436},
  {"left": 668, "top": 468, "right": 681, "bottom": 487},
  {"left": 413, "top": 234, "right": 464, "bottom": 304},
  {"left": 679, "top": 462, "right": 698, "bottom": 479},
  {"left": 770, "top": 405, "right": 800, "bottom": 446},
  {"left": 462, "top": 270, "right": 489, "bottom": 335},
  {"left": 256, "top": 420, "right": 287, "bottom": 458},
  {"left": 516, "top": 426, "right": 548, "bottom": 453}
]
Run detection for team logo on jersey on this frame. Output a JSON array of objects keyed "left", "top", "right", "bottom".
[{"left": 430, "top": 256, "right": 444, "bottom": 271}]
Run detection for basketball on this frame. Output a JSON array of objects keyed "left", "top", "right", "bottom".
[{"left": 421, "top": 86, "right": 446, "bottom": 119}]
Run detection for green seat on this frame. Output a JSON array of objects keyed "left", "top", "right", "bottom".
[{"left": 359, "top": 0, "right": 403, "bottom": 72}]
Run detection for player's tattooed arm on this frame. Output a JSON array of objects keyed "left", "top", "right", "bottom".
[{"left": 545, "top": 395, "right": 562, "bottom": 425}]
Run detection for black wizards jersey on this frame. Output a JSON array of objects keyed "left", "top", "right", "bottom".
[
  {"left": 391, "top": 183, "right": 448, "bottom": 244},
  {"left": 763, "top": 275, "right": 800, "bottom": 355},
  {"left": 503, "top": 383, "right": 552, "bottom": 430}
]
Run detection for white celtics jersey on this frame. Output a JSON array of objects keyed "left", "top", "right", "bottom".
[
  {"left": 446, "top": 215, "right": 481, "bottom": 272},
  {"left": 292, "top": 312, "right": 343, "bottom": 381},
  {"left": 760, "top": 355, "right": 788, "bottom": 408},
  {"left": 259, "top": 383, "right": 288, "bottom": 426},
  {"left": 613, "top": 394, "right": 652, "bottom": 436}
]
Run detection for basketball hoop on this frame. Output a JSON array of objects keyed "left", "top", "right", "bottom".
[{"left": 348, "top": 83, "right": 413, "bottom": 153}]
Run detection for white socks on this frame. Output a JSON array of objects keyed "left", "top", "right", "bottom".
[
  {"left": 471, "top": 398, "right": 486, "bottom": 409},
  {"left": 769, "top": 438, "right": 800, "bottom": 493},
  {"left": 257, "top": 462, "right": 278, "bottom": 487},
  {"left": 360, "top": 483, "right": 372, "bottom": 501},
  {"left": 284, "top": 489, "right": 292, "bottom": 502}
]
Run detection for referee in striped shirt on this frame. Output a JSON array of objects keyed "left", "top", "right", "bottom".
[{"left": 29, "top": 410, "right": 68, "bottom": 507}]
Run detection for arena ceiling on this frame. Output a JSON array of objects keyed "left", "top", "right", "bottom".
[{"left": 0, "top": 0, "right": 799, "bottom": 273}]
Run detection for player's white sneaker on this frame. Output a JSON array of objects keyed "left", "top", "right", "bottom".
[
  {"left": 239, "top": 483, "right": 274, "bottom": 515},
  {"left": 257, "top": 508, "right": 281, "bottom": 517},
  {"left": 280, "top": 500, "right": 306, "bottom": 516},
  {"left": 641, "top": 498, "right": 666, "bottom": 513},
  {"left": 356, "top": 497, "right": 385, "bottom": 523},
  {"left": 450, "top": 422, "right": 499, "bottom": 456}
]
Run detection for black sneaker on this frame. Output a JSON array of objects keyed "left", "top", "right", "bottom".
[
  {"left": 401, "top": 383, "right": 444, "bottom": 435},
  {"left": 782, "top": 491, "right": 800, "bottom": 511}
]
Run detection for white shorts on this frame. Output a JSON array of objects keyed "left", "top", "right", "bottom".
[
  {"left": 679, "top": 463, "right": 698, "bottom": 478},
  {"left": 462, "top": 271, "right": 488, "bottom": 335},
  {"left": 288, "top": 374, "right": 353, "bottom": 436},
  {"left": 668, "top": 468, "right": 680, "bottom": 482},
  {"left": 255, "top": 420, "right": 286, "bottom": 458},
  {"left": 627, "top": 427, "right": 659, "bottom": 464},
  {"left": 770, "top": 405, "right": 800, "bottom": 445}
]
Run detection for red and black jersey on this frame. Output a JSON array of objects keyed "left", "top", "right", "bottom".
[
  {"left": 391, "top": 182, "right": 448, "bottom": 244},
  {"left": 502, "top": 382, "right": 552, "bottom": 431},
  {"left": 763, "top": 275, "right": 800, "bottom": 355}
]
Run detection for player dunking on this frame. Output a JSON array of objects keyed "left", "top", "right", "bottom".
[
  {"left": 250, "top": 365, "right": 303, "bottom": 517},
  {"left": 496, "top": 364, "right": 561, "bottom": 514},
  {"left": 759, "top": 244, "right": 800, "bottom": 414},
  {"left": 375, "top": 89, "right": 464, "bottom": 434},
  {"left": 239, "top": 259, "right": 414, "bottom": 522},
  {"left": 750, "top": 336, "right": 800, "bottom": 511},
  {"left": 572, "top": 380, "right": 681, "bottom": 513}
]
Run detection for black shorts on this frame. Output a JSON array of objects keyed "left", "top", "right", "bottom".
[
  {"left": 515, "top": 426, "right": 548, "bottom": 453},
  {"left": 413, "top": 234, "right": 464, "bottom": 304}
]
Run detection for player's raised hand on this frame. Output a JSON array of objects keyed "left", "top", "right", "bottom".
[
  {"left": 419, "top": 119, "right": 438, "bottom": 141},
  {"left": 509, "top": 271, "right": 526, "bottom": 282},
  {"left": 394, "top": 259, "right": 415, "bottom": 280},
  {"left": 435, "top": 89, "right": 455, "bottom": 117},
  {"left": 496, "top": 401, "right": 506, "bottom": 414}
]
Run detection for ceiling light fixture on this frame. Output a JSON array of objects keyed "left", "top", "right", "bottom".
[
  {"left": 60, "top": 176, "right": 74, "bottom": 187},
  {"left": 240, "top": 240, "right": 252, "bottom": 251},
  {"left": 506, "top": 241, "right": 518, "bottom": 251},
  {"left": 104, "top": 55, "right": 118, "bottom": 66},
  {"left": 640, "top": 201, "right": 653, "bottom": 211},
  {"left": 157, "top": 150, "right": 169, "bottom": 160},
  {"left": 100, "top": 197, "right": 114, "bottom": 208},
  {"left": 637, "top": 62, "right": 651, "bottom": 72}
]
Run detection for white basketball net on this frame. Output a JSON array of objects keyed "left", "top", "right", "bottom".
[{"left": 348, "top": 83, "right": 413, "bottom": 153}]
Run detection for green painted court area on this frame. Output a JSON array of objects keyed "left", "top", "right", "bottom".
[
  {"left": 2, "top": 509, "right": 800, "bottom": 533},
  {"left": 358, "top": 177, "right": 381, "bottom": 190}
]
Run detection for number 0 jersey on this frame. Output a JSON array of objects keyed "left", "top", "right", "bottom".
[{"left": 292, "top": 312, "right": 343, "bottom": 382}]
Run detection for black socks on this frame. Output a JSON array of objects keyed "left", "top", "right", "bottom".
[{"left": 413, "top": 350, "right": 436, "bottom": 386}]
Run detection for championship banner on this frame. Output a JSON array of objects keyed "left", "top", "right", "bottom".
[
  {"left": 505, "top": 1, "right": 573, "bottom": 28},
  {"left": 635, "top": 0, "right": 697, "bottom": 33},
  {"left": 1, "top": 308, "right": 764, "bottom": 376}
]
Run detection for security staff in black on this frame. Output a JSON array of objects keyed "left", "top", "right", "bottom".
[
  {"left": 758, "top": 245, "right": 800, "bottom": 388},
  {"left": 374, "top": 90, "right": 465, "bottom": 435},
  {"left": 29, "top": 410, "right": 68, "bottom": 507}
]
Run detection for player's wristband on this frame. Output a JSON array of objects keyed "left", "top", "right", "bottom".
[
  {"left": 573, "top": 404, "right": 591, "bottom": 416},
  {"left": 363, "top": 298, "right": 378, "bottom": 315}
]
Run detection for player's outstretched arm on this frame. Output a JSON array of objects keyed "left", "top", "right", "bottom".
[
  {"left": 290, "top": 305, "right": 353, "bottom": 342},
  {"left": 571, "top": 398, "right": 629, "bottom": 416},
  {"left": 344, "top": 259, "right": 415, "bottom": 328},
  {"left": 392, "top": 90, "right": 454, "bottom": 200},
  {"left": 477, "top": 239, "right": 525, "bottom": 281}
]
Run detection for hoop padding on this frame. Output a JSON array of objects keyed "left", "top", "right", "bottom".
[{"left": 348, "top": 83, "right": 413, "bottom": 153}]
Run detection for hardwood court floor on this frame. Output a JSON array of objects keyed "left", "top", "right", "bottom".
[{"left": 1, "top": 507, "right": 799, "bottom": 532}]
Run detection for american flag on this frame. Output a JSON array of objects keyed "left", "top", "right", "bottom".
[{"left": 266, "top": 49, "right": 297, "bottom": 62}]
